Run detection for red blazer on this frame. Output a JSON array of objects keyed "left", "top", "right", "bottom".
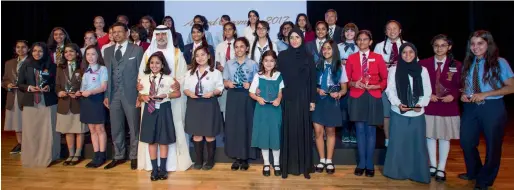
[
  {"left": 139, "top": 41, "right": 150, "bottom": 52},
  {"left": 304, "top": 31, "right": 315, "bottom": 43},
  {"left": 345, "top": 51, "right": 388, "bottom": 98}
]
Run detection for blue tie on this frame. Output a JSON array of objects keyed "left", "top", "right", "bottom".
[{"left": 344, "top": 42, "right": 355, "bottom": 52}]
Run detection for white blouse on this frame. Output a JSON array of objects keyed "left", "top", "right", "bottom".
[
  {"left": 385, "top": 66, "right": 432, "bottom": 117},
  {"left": 184, "top": 66, "right": 224, "bottom": 94},
  {"left": 138, "top": 73, "right": 175, "bottom": 105},
  {"left": 215, "top": 39, "right": 236, "bottom": 68}
]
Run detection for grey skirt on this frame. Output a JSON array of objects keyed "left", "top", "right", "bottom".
[
  {"left": 348, "top": 91, "right": 384, "bottom": 126},
  {"left": 56, "top": 112, "right": 88, "bottom": 134},
  {"left": 4, "top": 93, "right": 22, "bottom": 132},
  {"left": 425, "top": 115, "right": 460, "bottom": 140}
]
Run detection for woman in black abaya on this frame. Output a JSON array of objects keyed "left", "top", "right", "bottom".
[{"left": 278, "top": 27, "right": 316, "bottom": 179}]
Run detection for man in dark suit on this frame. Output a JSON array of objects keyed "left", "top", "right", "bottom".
[
  {"left": 102, "top": 22, "right": 143, "bottom": 170},
  {"left": 325, "top": 9, "right": 343, "bottom": 44}
]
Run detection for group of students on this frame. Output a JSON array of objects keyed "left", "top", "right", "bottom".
[{"left": 3, "top": 9, "right": 513, "bottom": 189}]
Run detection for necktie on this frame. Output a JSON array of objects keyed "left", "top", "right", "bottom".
[
  {"left": 344, "top": 42, "right": 355, "bottom": 52},
  {"left": 257, "top": 45, "right": 269, "bottom": 61},
  {"left": 56, "top": 47, "right": 63, "bottom": 64},
  {"left": 362, "top": 53, "right": 368, "bottom": 75},
  {"left": 226, "top": 42, "right": 231, "bottom": 62},
  {"left": 86, "top": 67, "right": 92, "bottom": 73},
  {"left": 195, "top": 70, "right": 209, "bottom": 96},
  {"left": 318, "top": 40, "right": 324, "bottom": 52},
  {"left": 234, "top": 63, "right": 246, "bottom": 86},
  {"left": 34, "top": 70, "right": 40, "bottom": 104},
  {"left": 435, "top": 62, "right": 443, "bottom": 96},
  {"left": 147, "top": 76, "right": 156, "bottom": 113},
  {"left": 115, "top": 45, "right": 122, "bottom": 61},
  {"left": 69, "top": 63, "right": 75, "bottom": 77},
  {"left": 321, "top": 64, "right": 330, "bottom": 92},
  {"left": 329, "top": 27, "right": 334, "bottom": 39},
  {"left": 390, "top": 42, "right": 399, "bottom": 64},
  {"left": 472, "top": 61, "right": 481, "bottom": 93}
]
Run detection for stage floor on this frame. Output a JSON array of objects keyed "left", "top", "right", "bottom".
[{"left": 2, "top": 115, "right": 514, "bottom": 189}]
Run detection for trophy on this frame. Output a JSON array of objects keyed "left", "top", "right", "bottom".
[
  {"left": 37, "top": 71, "right": 48, "bottom": 89},
  {"left": 435, "top": 82, "right": 449, "bottom": 98},
  {"left": 465, "top": 80, "right": 485, "bottom": 105},
  {"left": 196, "top": 82, "right": 204, "bottom": 97},
  {"left": 64, "top": 81, "right": 76, "bottom": 94},
  {"left": 361, "top": 72, "right": 371, "bottom": 87},
  {"left": 325, "top": 85, "right": 342, "bottom": 106},
  {"left": 234, "top": 76, "right": 247, "bottom": 89},
  {"left": 9, "top": 70, "right": 19, "bottom": 91},
  {"left": 263, "top": 85, "right": 276, "bottom": 104}
]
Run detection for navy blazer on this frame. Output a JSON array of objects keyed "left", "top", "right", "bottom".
[
  {"left": 331, "top": 25, "right": 343, "bottom": 44},
  {"left": 183, "top": 43, "right": 215, "bottom": 65},
  {"left": 305, "top": 40, "right": 322, "bottom": 64}
]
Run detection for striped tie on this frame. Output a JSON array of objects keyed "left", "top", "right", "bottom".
[
  {"left": 362, "top": 53, "right": 368, "bottom": 75},
  {"left": 472, "top": 62, "right": 481, "bottom": 93},
  {"left": 147, "top": 76, "right": 156, "bottom": 113}
]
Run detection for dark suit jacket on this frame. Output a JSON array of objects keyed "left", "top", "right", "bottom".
[
  {"left": 305, "top": 40, "right": 322, "bottom": 64},
  {"left": 17, "top": 60, "right": 58, "bottom": 107},
  {"left": 183, "top": 43, "right": 215, "bottom": 65},
  {"left": 331, "top": 25, "right": 343, "bottom": 44},
  {"left": 104, "top": 42, "right": 143, "bottom": 106},
  {"left": 55, "top": 65, "right": 82, "bottom": 114},
  {"left": 1, "top": 58, "right": 25, "bottom": 110},
  {"left": 176, "top": 32, "right": 185, "bottom": 52}
]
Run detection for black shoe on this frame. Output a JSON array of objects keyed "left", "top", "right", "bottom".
[
  {"left": 85, "top": 160, "right": 96, "bottom": 168},
  {"left": 365, "top": 169, "right": 375, "bottom": 177},
  {"left": 104, "top": 159, "right": 126, "bottom": 169},
  {"left": 9, "top": 143, "right": 21, "bottom": 154},
  {"left": 430, "top": 166, "right": 437, "bottom": 177},
  {"left": 158, "top": 170, "right": 168, "bottom": 180},
  {"left": 193, "top": 141, "right": 204, "bottom": 170},
  {"left": 63, "top": 157, "right": 73, "bottom": 166},
  {"left": 273, "top": 165, "right": 282, "bottom": 176},
  {"left": 326, "top": 163, "right": 335, "bottom": 174},
  {"left": 304, "top": 173, "right": 311, "bottom": 179},
  {"left": 435, "top": 170, "right": 447, "bottom": 182},
  {"left": 150, "top": 170, "right": 159, "bottom": 181},
  {"left": 474, "top": 184, "right": 488, "bottom": 190},
  {"left": 93, "top": 153, "right": 107, "bottom": 168},
  {"left": 458, "top": 173, "right": 474, "bottom": 180},
  {"left": 263, "top": 165, "right": 271, "bottom": 176},
  {"left": 131, "top": 159, "right": 137, "bottom": 170},
  {"left": 315, "top": 163, "right": 326, "bottom": 173},
  {"left": 86, "top": 152, "right": 99, "bottom": 168},
  {"left": 202, "top": 140, "right": 215, "bottom": 170},
  {"left": 70, "top": 156, "right": 83, "bottom": 166},
  {"left": 240, "top": 160, "right": 249, "bottom": 171},
  {"left": 354, "top": 168, "right": 364, "bottom": 176},
  {"left": 231, "top": 160, "right": 241, "bottom": 171}
]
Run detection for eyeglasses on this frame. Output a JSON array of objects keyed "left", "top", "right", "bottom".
[
  {"left": 433, "top": 44, "right": 449, "bottom": 49},
  {"left": 257, "top": 27, "right": 267, "bottom": 31},
  {"left": 357, "top": 38, "right": 370, "bottom": 42},
  {"left": 223, "top": 28, "right": 234, "bottom": 31}
]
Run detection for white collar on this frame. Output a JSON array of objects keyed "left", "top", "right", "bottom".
[
  {"left": 359, "top": 49, "right": 370, "bottom": 56},
  {"left": 435, "top": 56, "right": 446, "bottom": 64},
  {"left": 116, "top": 40, "right": 129, "bottom": 48}
]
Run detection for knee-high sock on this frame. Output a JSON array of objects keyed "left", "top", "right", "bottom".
[
  {"left": 272, "top": 149, "right": 280, "bottom": 166},
  {"left": 261, "top": 149, "right": 270, "bottom": 165},
  {"left": 427, "top": 138, "right": 437, "bottom": 172},
  {"left": 427, "top": 138, "right": 437, "bottom": 167},
  {"left": 438, "top": 139, "right": 450, "bottom": 172}
]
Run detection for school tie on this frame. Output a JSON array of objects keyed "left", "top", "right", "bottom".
[
  {"left": 472, "top": 61, "right": 481, "bottom": 93},
  {"left": 390, "top": 42, "right": 399, "bottom": 64},
  {"left": 147, "top": 76, "right": 156, "bottom": 113},
  {"left": 257, "top": 45, "right": 269, "bottom": 60},
  {"left": 115, "top": 45, "right": 122, "bottom": 62},
  {"left": 34, "top": 70, "right": 40, "bottom": 104},
  {"left": 85, "top": 67, "right": 92, "bottom": 73},
  {"left": 344, "top": 42, "right": 355, "bottom": 52},
  {"left": 56, "top": 47, "right": 63, "bottom": 64},
  {"left": 329, "top": 27, "right": 334, "bottom": 39},
  {"left": 318, "top": 40, "right": 324, "bottom": 52},
  {"left": 225, "top": 42, "right": 231, "bottom": 62},
  {"left": 234, "top": 63, "right": 246, "bottom": 86},
  {"left": 435, "top": 62, "right": 443, "bottom": 95},
  {"left": 362, "top": 53, "right": 368, "bottom": 75}
]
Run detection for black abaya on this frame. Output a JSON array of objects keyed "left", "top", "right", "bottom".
[{"left": 278, "top": 27, "right": 317, "bottom": 179}]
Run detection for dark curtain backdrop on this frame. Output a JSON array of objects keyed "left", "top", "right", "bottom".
[{"left": 2, "top": 1, "right": 513, "bottom": 109}]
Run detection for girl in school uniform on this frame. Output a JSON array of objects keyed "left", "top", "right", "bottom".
[
  {"left": 215, "top": 22, "right": 237, "bottom": 117},
  {"left": 459, "top": 30, "right": 514, "bottom": 190},
  {"left": 419, "top": 34, "right": 462, "bottom": 182},
  {"left": 337, "top": 23, "right": 359, "bottom": 144},
  {"left": 295, "top": 13, "right": 315, "bottom": 42},
  {"left": 79, "top": 45, "right": 108, "bottom": 168},
  {"left": 244, "top": 10, "right": 260, "bottom": 43},
  {"left": 184, "top": 46, "right": 224, "bottom": 171},
  {"left": 140, "top": 15, "right": 157, "bottom": 43},
  {"left": 223, "top": 37, "right": 259, "bottom": 171},
  {"left": 183, "top": 24, "right": 215, "bottom": 64},
  {"left": 312, "top": 40, "right": 348, "bottom": 174},
  {"left": 186, "top": 15, "right": 214, "bottom": 46},
  {"left": 249, "top": 50, "right": 283, "bottom": 177},
  {"left": 47, "top": 27, "right": 72, "bottom": 65},
  {"left": 55, "top": 43, "right": 88, "bottom": 166},
  {"left": 162, "top": 16, "right": 185, "bottom": 52},
  {"left": 80, "top": 31, "right": 97, "bottom": 55},
  {"left": 130, "top": 25, "right": 150, "bottom": 52},
  {"left": 138, "top": 51, "right": 180, "bottom": 181},
  {"left": 17, "top": 42, "right": 60, "bottom": 168},
  {"left": 214, "top": 15, "right": 232, "bottom": 47},
  {"left": 2, "top": 40, "right": 28, "bottom": 154},
  {"left": 384, "top": 43, "right": 432, "bottom": 184},
  {"left": 250, "top": 21, "right": 278, "bottom": 64},
  {"left": 373, "top": 20, "right": 407, "bottom": 147},
  {"left": 276, "top": 21, "right": 294, "bottom": 53},
  {"left": 305, "top": 21, "right": 329, "bottom": 64},
  {"left": 101, "top": 27, "right": 114, "bottom": 58},
  {"left": 346, "top": 30, "right": 388, "bottom": 177}
]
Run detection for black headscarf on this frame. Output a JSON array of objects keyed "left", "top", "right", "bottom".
[
  {"left": 395, "top": 43, "right": 423, "bottom": 108},
  {"left": 27, "top": 42, "right": 51, "bottom": 70}
]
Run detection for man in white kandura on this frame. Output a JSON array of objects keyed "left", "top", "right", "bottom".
[{"left": 137, "top": 25, "right": 192, "bottom": 171}]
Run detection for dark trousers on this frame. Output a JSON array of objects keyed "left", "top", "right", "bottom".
[
  {"left": 460, "top": 99, "right": 507, "bottom": 186},
  {"left": 355, "top": 121, "right": 376, "bottom": 169}
]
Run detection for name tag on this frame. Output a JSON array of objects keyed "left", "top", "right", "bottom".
[
  {"left": 368, "top": 58, "right": 375, "bottom": 62},
  {"left": 449, "top": 67, "right": 457, "bottom": 73},
  {"left": 155, "top": 102, "right": 160, "bottom": 109}
]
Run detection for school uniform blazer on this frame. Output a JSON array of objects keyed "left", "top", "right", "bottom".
[
  {"left": 304, "top": 40, "right": 321, "bottom": 64},
  {"left": 304, "top": 31, "right": 315, "bottom": 43},
  {"left": 17, "top": 62, "right": 58, "bottom": 107},
  {"left": 345, "top": 51, "right": 388, "bottom": 99},
  {"left": 55, "top": 65, "right": 82, "bottom": 114},
  {"left": 419, "top": 57, "right": 462, "bottom": 116},
  {"left": 139, "top": 41, "right": 150, "bottom": 52},
  {"left": 183, "top": 43, "right": 215, "bottom": 65},
  {"left": 1, "top": 58, "right": 25, "bottom": 110}
]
